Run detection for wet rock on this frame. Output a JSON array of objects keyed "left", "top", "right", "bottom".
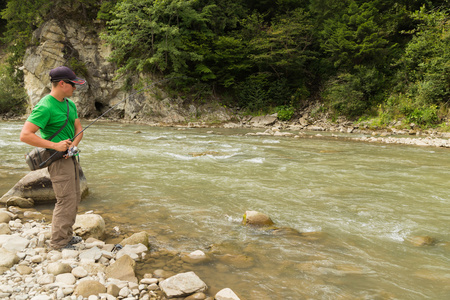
[
  {"left": 73, "top": 280, "right": 106, "bottom": 297},
  {"left": 185, "top": 292, "right": 207, "bottom": 300},
  {"left": 181, "top": 250, "right": 211, "bottom": 264},
  {"left": 215, "top": 288, "right": 241, "bottom": 300},
  {"left": 105, "top": 254, "right": 137, "bottom": 283},
  {"left": 120, "top": 231, "right": 149, "bottom": 248},
  {"left": 242, "top": 211, "right": 274, "bottom": 226},
  {"left": 0, "top": 248, "right": 20, "bottom": 268},
  {"left": 218, "top": 254, "right": 255, "bottom": 269},
  {"left": 159, "top": 271, "right": 207, "bottom": 298},
  {"left": 408, "top": 236, "right": 436, "bottom": 246},
  {"left": 116, "top": 243, "right": 148, "bottom": 261},
  {"left": 5, "top": 196, "right": 34, "bottom": 208},
  {"left": 73, "top": 213, "right": 106, "bottom": 239},
  {"left": 0, "top": 166, "right": 88, "bottom": 205},
  {"left": 153, "top": 269, "right": 176, "bottom": 279}
]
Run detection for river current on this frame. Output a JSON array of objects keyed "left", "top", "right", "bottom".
[{"left": 1, "top": 120, "right": 449, "bottom": 299}]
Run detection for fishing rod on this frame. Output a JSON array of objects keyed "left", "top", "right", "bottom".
[{"left": 39, "top": 77, "right": 177, "bottom": 168}]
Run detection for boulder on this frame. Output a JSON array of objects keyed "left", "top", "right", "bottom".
[
  {"left": 120, "top": 231, "right": 149, "bottom": 248},
  {"left": 73, "top": 213, "right": 105, "bottom": 240},
  {"left": 5, "top": 196, "right": 34, "bottom": 208},
  {"left": 242, "top": 211, "right": 274, "bottom": 226},
  {"left": 159, "top": 271, "right": 207, "bottom": 298},
  {"left": 0, "top": 166, "right": 88, "bottom": 205},
  {"left": 215, "top": 288, "right": 241, "bottom": 300},
  {"left": 249, "top": 115, "right": 277, "bottom": 127},
  {"left": 105, "top": 254, "right": 137, "bottom": 283},
  {"left": 73, "top": 280, "right": 106, "bottom": 297},
  {"left": 0, "top": 248, "right": 20, "bottom": 268}
]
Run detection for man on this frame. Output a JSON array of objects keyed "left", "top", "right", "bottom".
[{"left": 20, "top": 66, "right": 86, "bottom": 250}]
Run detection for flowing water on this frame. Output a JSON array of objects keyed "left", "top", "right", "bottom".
[{"left": 1, "top": 120, "right": 449, "bottom": 299}]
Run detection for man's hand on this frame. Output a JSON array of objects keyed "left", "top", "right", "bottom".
[{"left": 53, "top": 139, "right": 72, "bottom": 152}]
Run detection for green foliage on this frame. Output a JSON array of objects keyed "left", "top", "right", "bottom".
[
  {"left": 0, "top": 64, "right": 27, "bottom": 114},
  {"left": 275, "top": 105, "right": 294, "bottom": 121},
  {"left": 103, "top": 0, "right": 215, "bottom": 78},
  {"left": 323, "top": 65, "right": 385, "bottom": 118}
]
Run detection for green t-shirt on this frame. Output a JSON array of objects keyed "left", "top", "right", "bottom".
[{"left": 27, "top": 95, "right": 79, "bottom": 143}]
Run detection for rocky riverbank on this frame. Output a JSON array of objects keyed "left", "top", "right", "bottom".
[{"left": 0, "top": 208, "right": 242, "bottom": 300}]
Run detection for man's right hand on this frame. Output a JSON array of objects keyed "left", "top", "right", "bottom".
[{"left": 53, "top": 139, "right": 72, "bottom": 152}]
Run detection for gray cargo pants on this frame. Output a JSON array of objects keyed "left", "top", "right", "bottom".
[{"left": 48, "top": 156, "right": 80, "bottom": 249}]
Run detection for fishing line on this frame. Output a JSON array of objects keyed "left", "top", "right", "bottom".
[{"left": 39, "top": 77, "right": 179, "bottom": 168}]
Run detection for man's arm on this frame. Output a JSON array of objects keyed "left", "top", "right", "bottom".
[
  {"left": 20, "top": 121, "right": 72, "bottom": 152},
  {"left": 72, "top": 118, "right": 83, "bottom": 147}
]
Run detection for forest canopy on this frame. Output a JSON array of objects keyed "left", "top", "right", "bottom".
[{"left": 1, "top": 0, "right": 449, "bottom": 128}]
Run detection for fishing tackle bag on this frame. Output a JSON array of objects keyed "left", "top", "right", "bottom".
[{"left": 25, "top": 99, "right": 69, "bottom": 171}]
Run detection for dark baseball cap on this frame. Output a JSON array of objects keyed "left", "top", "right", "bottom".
[{"left": 49, "top": 66, "right": 86, "bottom": 85}]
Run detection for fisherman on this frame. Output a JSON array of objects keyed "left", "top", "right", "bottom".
[{"left": 20, "top": 66, "right": 86, "bottom": 250}]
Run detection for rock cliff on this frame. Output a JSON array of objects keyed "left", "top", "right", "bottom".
[{"left": 22, "top": 19, "right": 233, "bottom": 124}]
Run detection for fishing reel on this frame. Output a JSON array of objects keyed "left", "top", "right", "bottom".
[{"left": 66, "top": 146, "right": 80, "bottom": 157}]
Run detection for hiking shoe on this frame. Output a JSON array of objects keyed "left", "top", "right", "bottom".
[
  {"left": 61, "top": 243, "right": 77, "bottom": 250},
  {"left": 69, "top": 236, "right": 83, "bottom": 245}
]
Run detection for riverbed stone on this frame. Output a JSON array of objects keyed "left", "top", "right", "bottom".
[
  {"left": 408, "top": 236, "right": 436, "bottom": 246},
  {"left": 159, "top": 271, "right": 207, "bottom": 298},
  {"left": 74, "top": 280, "right": 107, "bottom": 297},
  {"left": 0, "top": 224, "right": 10, "bottom": 235},
  {"left": 105, "top": 254, "right": 137, "bottom": 283},
  {"left": 73, "top": 213, "right": 106, "bottom": 239},
  {"left": 215, "top": 288, "right": 241, "bottom": 300},
  {"left": 242, "top": 211, "right": 274, "bottom": 226},
  {"left": 0, "top": 248, "right": 20, "bottom": 268},
  {"left": 16, "top": 264, "right": 33, "bottom": 275},
  {"left": 56, "top": 273, "right": 77, "bottom": 285},
  {"left": 72, "top": 266, "right": 88, "bottom": 278},
  {"left": 116, "top": 243, "right": 148, "bottom": 261},
  {"left": 6, "top": 196, "right": 34, "bottom": 208},
  {"left": 47, "top": 262, "right": 72, "bottom": 275},
  {"left": 0, "top": 235, "right": 29, "bottom": 252},
  {"left": 181, "top": 250, "right": 210, "bottom": 264},
  {"left": 218, "top": 254, "right": 255, "bottom": 268},
  {"left": 120, "top": 231, "right": 149, "bottom": 248},
  {"left": 0, "top": 212, "right": 11, "bottom": 223}
]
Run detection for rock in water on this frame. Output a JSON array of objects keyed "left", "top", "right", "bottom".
[
  {"left": 242, "top": 211, "right": 274, "bottom": 226},
  {"left": 159, "top": 271, "right": 208, "bottom": 298},
  {"left": 0, "top": 165, "right": 88, "bottom": 205}
]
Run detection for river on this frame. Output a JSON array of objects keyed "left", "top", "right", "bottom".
[{"left": 1, "top": 120, "right": 449, "bottom": 299}]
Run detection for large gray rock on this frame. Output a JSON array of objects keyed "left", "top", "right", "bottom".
[
  {"left": 0, "top": 166, "right": 88, "bottom": 205},
  {"left": 159, "top": 271, "right": 207, "bottom": 298},
  {"left": 73, "top": 214, "right": 105, "bottom": 240},
  {"left": 249, "top": 115, "right": 277, "bottom": 127}
]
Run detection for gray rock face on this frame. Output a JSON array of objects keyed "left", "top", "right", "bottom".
[
  {"left": 159, "top": 271, "right": 207, "bottom": 298},
  {"left": 0, "top": 166, "right": 88, "bottom": 205}
]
